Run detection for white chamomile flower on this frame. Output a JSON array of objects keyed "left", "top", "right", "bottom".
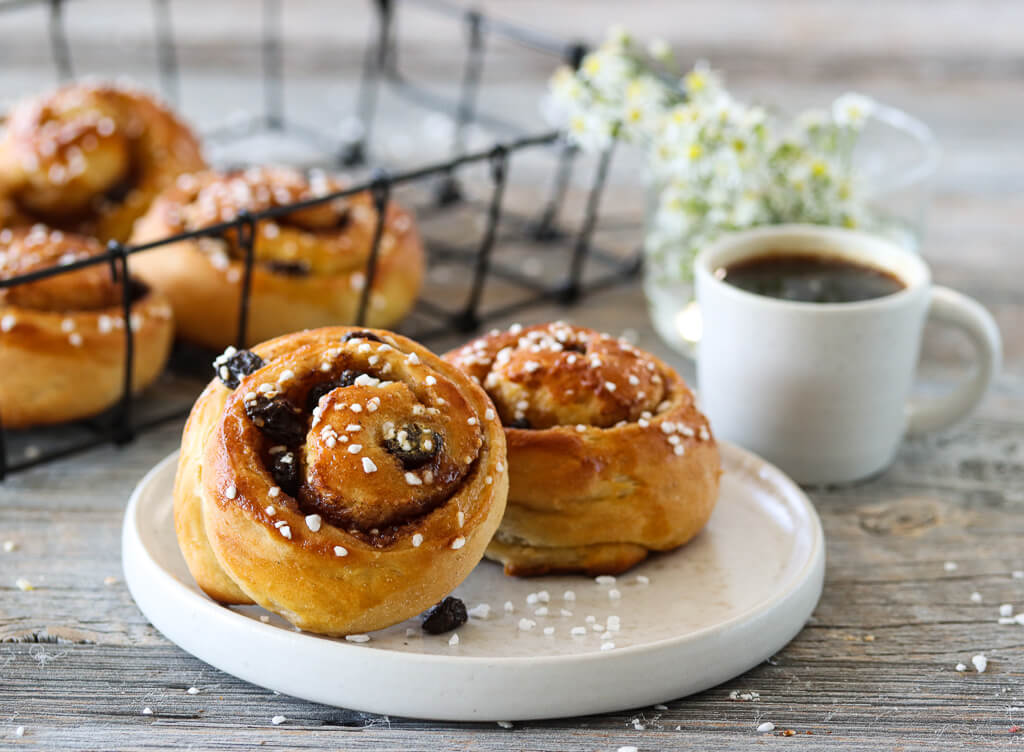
[
  {"left": 568, "top": 112, "right": 616, "bottom": 152},
  {"left": 683, "top": 60, "right": 724, "bottom": 100},
  {"left": 580, "top": 48, "right": 633, "bottom": 94},
  {"left": 550, "top": 66, "right": 584, "bottom": 104},
  {"left": 796, "top": 108, "right": 829, "bottom": 133},
  {"left": 741, "top": 105, "right": 768, "bottom": 130},
  {"left": 833, "top": 92, "right": 875, "bottom": 129},
  {"left": 731, "top": 191, "right": 763, "bottom": 227},
  {"left": 647, "top": 38, "right": 672, "bottom": 61}
]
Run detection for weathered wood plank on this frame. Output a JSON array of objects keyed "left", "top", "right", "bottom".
[{"left": 2, "top": 0, "right": 1023, "bottom": 749}]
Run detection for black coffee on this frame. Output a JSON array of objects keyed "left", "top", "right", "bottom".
[{"left": 719, "top": 252, "right": 905, "bottom": 303}]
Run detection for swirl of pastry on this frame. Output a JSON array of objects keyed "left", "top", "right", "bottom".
[
  {"left": 175, "top": 326, "right": 507, "bottom": 636},
  {"left": 130, "top": 167, "right": 425, "bottom": 350},
  {"left": 0, "top": 225, "right": 174, "bottom": 428},
  {"left": 0, "top": 83, "right": 206, "bottom": 243},
  {"left": 445, "top": 322, "right": 721, "bottom": 576}
]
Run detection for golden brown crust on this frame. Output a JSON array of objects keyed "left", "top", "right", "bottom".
[
  {"left": 0, "top": 83, "right": 206, "bottom": 242},
  {"left": 445, "top": 322, "right": 721, "bottom": 576},
  {"left": 484, "top": 538, "right": 649, "bottom": 577},
  {"left": 0, "top": 226, "right": 174, "bottom": 428},
  {"left": 174, "top": 326, "right": 508, "bottom": 636},
  {"left": 129, "top": 168, "right": 425, "bottom": 349}
]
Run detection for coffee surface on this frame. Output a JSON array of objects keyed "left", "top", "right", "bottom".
[{"left": 719, "top": 252, "right": 905, "bottom": 303}]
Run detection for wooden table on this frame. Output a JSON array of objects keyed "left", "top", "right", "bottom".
[{"left": 2, "top": 2, "right": 1023, "bottom": 749}]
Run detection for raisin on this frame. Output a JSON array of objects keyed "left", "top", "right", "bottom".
[
  {"left": 124, "top": 278, "right": 149, "bottom": 304},
  {"left": 337, "top": 370, "right": 361, "bottom": 387},
  {"left": 306, "top": 381, "right": 338, "bottom": 412},
  {"left": 214, "top": 349, "right": 265, "bottom": 389},
  {"left": 104, "top": 176, "right": 135, "bottom": 204},
  {"left": 383, "top": 424, "right": 442, "bottom": 469},
  {"left": 509, "top": 416, "right": 531, "bottom": 429},
  {"left": 342, "top": 330, "right": 384, "bottom": 343},
  {"left": 244, "top": 395, "right": 306, "bottom": 445},
  {"left": 421, "top": 596, "right": 467, "bottom": 635},
  {"left": 304, "top": 370, "right": 361, "bottom": 412},
  {"left": 264, "top": 260, "right": 310, "bottom": 277},
  {"left": 333, "top": 207, "right": 351, "bottom": 230},
  {"left": 270, "top": 451, "right": 300, "bottom": 496}
]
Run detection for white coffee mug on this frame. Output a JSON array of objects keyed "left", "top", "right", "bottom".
[{"left": 695, "top": 225, "right": 1001, "bottom": 485}]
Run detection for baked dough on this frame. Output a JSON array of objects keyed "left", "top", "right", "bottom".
[
  {"left": 0, "top": 82, "right": 206, "bottom": 242},
  {"left": 130, "top": 167, "right": 424, "bottom": 349},
  {"left": 0, "top": 225, "right": 174, "bottom": 428},
  {"left": 174, "top": 326, "right": 508, "bottom": 636},
  {"left": 445, "top": 322, "right": 720, "bottom": 576}
]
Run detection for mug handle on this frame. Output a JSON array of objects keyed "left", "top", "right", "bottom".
[{"left": 906, "top": 286, "right": 1002, "bottom": 435}]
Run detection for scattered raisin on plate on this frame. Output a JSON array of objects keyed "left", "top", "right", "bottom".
[{"left": 421, "top": 596, "right": 468, "bottom": 634}]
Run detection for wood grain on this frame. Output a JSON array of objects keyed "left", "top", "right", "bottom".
[{"left": 2, "top": 1, "right": 1023, "bottom": 750}]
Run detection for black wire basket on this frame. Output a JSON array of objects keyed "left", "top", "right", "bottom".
[{"left": 0, "top": 0, "right": 641, "bottom": 479}]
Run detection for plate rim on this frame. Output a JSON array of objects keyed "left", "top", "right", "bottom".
[{"left": 123, "top": 441, "right": 824, "bottom": 668}]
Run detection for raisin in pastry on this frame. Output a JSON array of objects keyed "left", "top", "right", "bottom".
[{"left": 174, "top": 326, "right": 507, "bottom": 637}]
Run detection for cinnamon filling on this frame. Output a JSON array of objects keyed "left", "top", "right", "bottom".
[
  {"left": 449, "top": 323, "right": 670, "bottom": 429},
  {"left": 304, "top": 370, "right": 361, "bottom": 411},
  {"left": 263, "top": 260, "right": 310, "bottom": 277},
  {"left": 11, "top": 139, "right": 141, "bottom": 227},
  {"left": 177, "top": 168, "right": 357, "bottom": 276},
  {"left": 382, "top": 423, "right": 443, "bottom": 469},
  {"left": 220, "top": 347, "right": 478, "bottom": 544}
]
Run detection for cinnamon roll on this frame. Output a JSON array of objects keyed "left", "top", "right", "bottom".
[
  {"left": 445, "top": 322, "right": 721, "bottom": 576},
  {"left": 175, "top": 326, "right": 507, "bottom": 636},
  {"left": 0, "top": 225, "right": 174, "bottom": 428},
  {"left": 130, "top": 167, "right": 425, "bottom": 349},
  {"left": 0, "top": 82, "right": 206, "bottom": 243}
]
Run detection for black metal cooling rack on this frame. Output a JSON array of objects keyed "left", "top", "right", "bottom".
[{"left": 0, "top": 0, "right": 641, "bottom": 478}]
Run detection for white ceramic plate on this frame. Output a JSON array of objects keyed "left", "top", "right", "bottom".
[{"left": 122, "top": 442, "right": 824, "bottom": 721}]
